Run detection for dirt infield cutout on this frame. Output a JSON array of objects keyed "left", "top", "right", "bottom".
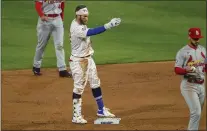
[{"left": 2, "top": 61, "right": 206, "bottom": 130}]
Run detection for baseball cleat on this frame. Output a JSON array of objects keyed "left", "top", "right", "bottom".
[
  {"left": 33, "top": 67, "right": 42, "bottom": 76},
  {"left": 59, "top": 70, "right": 72, "bottom": 78},
  {"left": 72, "top": 115, "right": 87, "bottom": 124},
  {"left": 97, "top": 107, "right": 115, "bottom": 117}
]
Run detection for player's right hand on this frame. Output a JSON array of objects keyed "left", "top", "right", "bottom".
[
  {"left": 41, "top": 16, "right": 49, "bottom": 21},
  {"left": 185, "top": 66, "right": 196, "bottom": 73},
  {"left": 104, "top": 18, "right": 121, "bottom": 29}
]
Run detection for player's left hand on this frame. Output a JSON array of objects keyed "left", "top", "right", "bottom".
[
  {"left": 110, "top": 18, "right": 121, "bottom": 26},
  {"left": 104, "top": 18, "right": 121, "bottom": 29},
  {"left": 41, "top": 15, "right": 49, "bottom": 21}
]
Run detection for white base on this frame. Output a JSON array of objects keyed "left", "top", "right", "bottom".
[{"left": 94, "top": 118, "right": 121, "bottom": 124}]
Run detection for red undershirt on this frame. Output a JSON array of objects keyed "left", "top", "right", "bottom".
[{"left": 35, "top": 1, "right": 65, "bottom": 20}]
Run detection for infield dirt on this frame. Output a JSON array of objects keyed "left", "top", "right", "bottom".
[{"left": 2, "top": 61, "right": 206, "bottom": 130}]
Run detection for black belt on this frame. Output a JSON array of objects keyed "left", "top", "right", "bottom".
[
  {"left": 44, "top": 14, "right": 59, "bottom": 17},
  {"left": 72, "top": 55, "right": 91, "bottom": 58}
]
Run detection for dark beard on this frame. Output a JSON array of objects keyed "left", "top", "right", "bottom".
[
  {"left": 80, "top": 18, "right": 85, "bottom": 25},
  {"left": 191, "top": 42, "right": 199, "bottom": 47}
]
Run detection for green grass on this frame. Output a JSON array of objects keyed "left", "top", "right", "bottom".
[{"left": 2, "top": 1, "right": 206, "bottom": 70}]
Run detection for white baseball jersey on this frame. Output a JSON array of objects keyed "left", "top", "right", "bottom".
[
  {"left": 36, "top": 0, "right": 63, "bottom": 15},
  {"left": 69, "top": 19, "right": 94, "bottom": 58},
  {"left": 175, "top": 44, "right": 206, "bottom": 79}
]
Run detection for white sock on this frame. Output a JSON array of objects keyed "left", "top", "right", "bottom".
[{"left": 73, "top": 98, "right": 82, "bottom": 117}]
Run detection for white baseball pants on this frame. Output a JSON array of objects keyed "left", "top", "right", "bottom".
[{"left": 69, "top": 55, "right": 100, "bottom": 95}]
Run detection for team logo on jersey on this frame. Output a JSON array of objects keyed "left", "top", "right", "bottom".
[
  {"left": 186, "top": 52, "right": 206, "bottom": 67},
  {"left": 187, "top": 60, "right": 205, "bottom": 67}
]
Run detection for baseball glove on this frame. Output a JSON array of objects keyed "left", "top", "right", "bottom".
[{"left": 184, "top": 74, "right": 203, "bottom": 83}]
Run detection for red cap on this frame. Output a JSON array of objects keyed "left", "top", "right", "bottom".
[{"left": 188, "top": 28, "right": 203, "bottom": 38}]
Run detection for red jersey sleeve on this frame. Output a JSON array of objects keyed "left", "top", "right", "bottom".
[
  {"left": 174, "top": 67, "right": 187, "bottom": 75},
  {"left": 35, "top": 1, "right": 44, "bottom": 17},
  {"left": 60, "top": 1, "right": 65, "bottom": 20}
]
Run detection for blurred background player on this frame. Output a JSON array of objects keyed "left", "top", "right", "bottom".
[{"left": 33, "top": 0, "right": 72, "bottom": 77}]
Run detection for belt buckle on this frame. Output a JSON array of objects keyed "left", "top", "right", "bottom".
[{"left": 53, "top": 14, "right": 58, "bottom": 17}]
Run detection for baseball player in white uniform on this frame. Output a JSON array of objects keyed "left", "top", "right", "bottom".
[
  {"left": 33, "top": 0, "right": 72, "bottom": 77},
  {"left": 175, "top": 28, "right": 206, "bottom": 130},
  {"left": 69, "top": 5, "right": 121, "bottom": 124}
]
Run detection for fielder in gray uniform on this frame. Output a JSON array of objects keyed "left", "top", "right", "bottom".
[
  {"left": 33, "top": 0, "right": 71, "bottom": 77},
  {"left": 174, "top": 28, "right": 206, "bottom": 130}
]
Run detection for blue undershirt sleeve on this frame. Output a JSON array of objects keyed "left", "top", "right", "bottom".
[{"left": 86, "top": 26, "right": 106, "bottom": 36}]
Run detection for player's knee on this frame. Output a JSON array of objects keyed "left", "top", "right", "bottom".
[
  {"left": 195, "top": 110, "right": 201, "bottom": 119},
  {"left": 36, "top": 43, "right": 46, "bottom": 50},
  {"left": 90, "top": 79, "right": 100, "bottom": 89},
  {"left": 55, "top": 43, "right": 63, "bottom": 51},
  {"left": 190, "top": 108, "right": 201, "bottom": 120},
  {"left": 73, "top": 87, "right": 84, "bottom": 95},
  {"left": 73, "top": 81, "right": 85, "bottom": 94}
]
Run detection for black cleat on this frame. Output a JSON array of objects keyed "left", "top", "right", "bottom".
[
  {"left": 59, "top": 70, "right": 72, "bottom": 78},
  {"left": 33, "top": 67, "right": 42, "bottom": 76}
]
